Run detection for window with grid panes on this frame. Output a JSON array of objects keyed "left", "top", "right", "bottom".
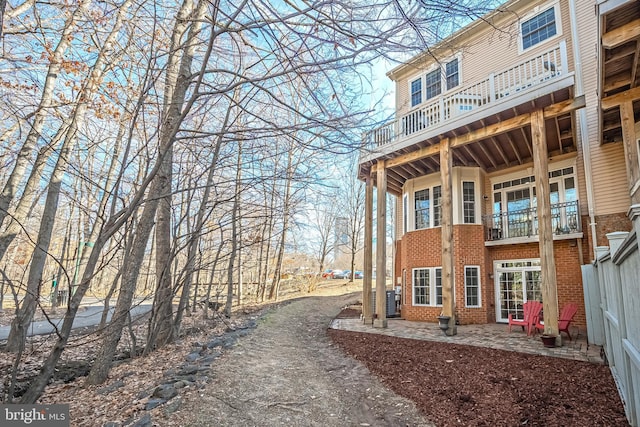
[
  {"left": 445, "top": 59, "right": 459, "bottom": 90},
  {"left": 465, "top": 266, "right": 480, "bottom": 307},
  {"left": 425, "top": 69, "right": 441, "bottom": 100},
  {"left": 413, "top": 269, "right": 430, "bottom": 305},
  {"left": 415, "top": 189, "right": 430, "bottom": 229},
  {"left": 433, "top": 186, "right": 442, "bottom": 226},
  {"left": 462, "top": 181, "right": 475, "bottom": 223},
  {"left": 521, "top": 7, "right": 556, "bottom": 50},
  {"left": 410, "top": 78, "right": 422, "bottom": 107}
]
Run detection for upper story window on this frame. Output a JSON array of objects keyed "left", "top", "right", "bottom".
[
  {"left": 415, "top": 189, "right": 430, "bottom": 229},
  {"left": 425, "top": 69, "right": 441, "bottom": 100},
  {"left": 410, "top": 78, "right": 422, "bottom": 107},
  {"left": 445, "top": 59, "right": 459, "bottom": 90},
  {"left": 462, "top": 181, "right": 475, "bottom": 224},
  {"left": 415, "top": 185, "right": 441, "bottom": 229},
  {"left": 521, "top": 6, "right": 557, "bottom": 50}
]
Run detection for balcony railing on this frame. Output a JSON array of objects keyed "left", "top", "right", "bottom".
[
  {"left": 364, "top": 41, "right": 569, "bottom": 149},
  {"left": 482, "top": 200, "right": 581, "bottom": 242}
]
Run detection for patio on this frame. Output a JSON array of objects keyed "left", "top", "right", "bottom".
[{"left": 329, "top": 316, "right": 604, "bottom": 364}]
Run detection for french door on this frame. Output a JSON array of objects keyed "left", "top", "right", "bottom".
[{"left": 495, "top": 260, "right": 542, "bottom": 322}]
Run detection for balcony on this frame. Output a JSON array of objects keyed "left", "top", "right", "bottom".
[
  {"left": 482, "top": 200, "right": 582, "bottom": 244},
  {"left": 364, "top": 41, "right": 570, "bottom": 151}
]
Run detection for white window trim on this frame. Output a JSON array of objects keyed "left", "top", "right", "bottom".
[
  {"left": 518, "top": 1, "right": 563, "bottom": 54},
  {"left": 464, "top": 265, "right": 481, "bottom": 308},
  {"left": 412, "top": 267, "right": 442, "bottom": 307},
  {"left": 442, "top": 54, "right": 462, "bottom": 94},
  {"left": 490, "top": 161, "right": 578, "bottom": 217},
  {"left": 402, "top": 193, "right": 408, "bottom": 235},
  {"left": 409, "top": 76, "right": 423, "bottom": 107},
  {"left": 406, "top": 53, "right": 462, "bottom": 108},
  {"left": 414, "top": 184, "right": 442, "bottom": 230},
  {"left": 461, "top": 180, "right": 478, "bottom": 224}
]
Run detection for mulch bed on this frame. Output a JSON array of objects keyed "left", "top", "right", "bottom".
[{"left": 328, "top": 328, "right": 629, "bottom": 427}]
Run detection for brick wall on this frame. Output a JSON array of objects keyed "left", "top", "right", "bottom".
[{"left": 396, "top": 226, "right": 587, "bottom": 327}]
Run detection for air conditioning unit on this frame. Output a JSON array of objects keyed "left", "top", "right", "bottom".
[{"left": 371, "top": 290, "right": 398, "bottom": 318}]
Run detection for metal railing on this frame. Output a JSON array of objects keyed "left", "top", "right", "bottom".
[
  {"left": 364, "top": 41, "right": 568, "bottom": 149},
  {"left": 482, "top": 200, "right": 581, "bottom": 242}
]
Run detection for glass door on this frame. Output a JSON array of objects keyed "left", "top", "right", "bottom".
[{"left": 495, "top": 261, "right": 542, "bottom": 322}]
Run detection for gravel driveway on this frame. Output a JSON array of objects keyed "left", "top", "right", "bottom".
[{"left": 178, "top": 292, "right": 432, "bottom": 426}]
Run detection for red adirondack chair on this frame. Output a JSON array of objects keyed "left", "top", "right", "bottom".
[
  {"left": 508, "top": 300, "right": 543, "bottom": 336},
  {"left": 535, "top": 302, "right": 579, "bottom": 340}
]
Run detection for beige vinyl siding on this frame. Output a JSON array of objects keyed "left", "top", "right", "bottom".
[
  {"left": 573, "top": 0, "right": 630, "bottom": 216},
  {"left": 393, "top": 0, "right": 576, "bottom": 116}
]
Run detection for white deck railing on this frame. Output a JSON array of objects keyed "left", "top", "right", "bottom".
[{"left": 365, "top": 41, "right": 568, "bottom": 148}]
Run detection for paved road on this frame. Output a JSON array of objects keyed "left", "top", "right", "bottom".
[{"left": 0, "top": 304, "right": 152, "bottom": 340}]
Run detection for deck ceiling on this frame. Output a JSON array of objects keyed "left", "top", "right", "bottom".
[
  {"left": 601, "top": 1, "right": 640, "bottom": 144},
  {"left": 360, "top": 87, "right": 577, "bottom": 195}
]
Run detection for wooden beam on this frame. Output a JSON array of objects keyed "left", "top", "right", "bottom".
[
  {"left": 381, "top": 97, "right": 586, "bottom": 170},
  {"left": 362, "top": 174, "right": 374, "bottom": 324},
  {"left": 507, "top": 135, "right": 523, "bottom": 164},
  {"left": 602, "top": 19, "right": 640, "bottom": 49},
  {"left": 620, "top": 101, "right": 640, "bottom": 204},
  {"left": 604, "top": 70, "right": 633, "bottom": 93},
  {"left": 461, "top": 144, "right": 485, "bottom": 169},
  {"left": 385, "top": 144, "right": 441, "bottom": 168},
  {"left": 477, "top": 141, "right": 498, "bottom": 169},
  {"left": 440, "top": 138, "right": 456, "bottom": 335},
  {"left": 601, "top": 86, "right": 640, "bottom": 109},
  {"left": 542, "top": 95, "right": 586, "bottom": 118},
  {"left": 531, "top": 109, "right": 560, "bottom": 345},
  {"left": 490, "top": 137, "right": 510, "bottom": 166},
  {"left": 451, "top": 113, "right": 531, "bottom": 148},
  {"left": 374, "top": 161, "right": 387, "bottom": 328}
]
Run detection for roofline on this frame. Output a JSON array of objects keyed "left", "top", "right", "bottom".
[{"left": 386, "top": 0, "right": 530, "bottom": 80}]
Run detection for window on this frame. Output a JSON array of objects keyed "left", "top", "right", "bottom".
[
  {"left": 521, "top": 7, "right": 557, "bottom": 50},
  {"left": 433, "top": 186, "right": 442, "bottom": 227},
  {"left": 445, "top": 59, "right": 459, "bottom": 90},
  {"left": 403, "top": 193, "right": 408, "bottom": 235},
  {"left": 435, "top": 268, "right": 442, "bottom": 305},
  {"left": 462, "top": 181, "right": 475, "bottom": 224},
  {"left": 412, "top": 267, "right": 442, "bottom": 306},
  {"left": 413, "top": 268, "right": 430, "bottom": 305},
  {"left": 465, "top": 266, "right": 480, "bottom": 307},
  {"left": 415, "top": 189, "right": 430, "bottom": 230},
  {"left": 410, "top": 78, "right": 422, "bottom": 107},
  {"left": 425, "top": 69, "right": 441, "bottom": 100}
]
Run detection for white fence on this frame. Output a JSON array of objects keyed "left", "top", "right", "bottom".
[{"left": 583, "top": 208, "right": 640, "bottom": 426}]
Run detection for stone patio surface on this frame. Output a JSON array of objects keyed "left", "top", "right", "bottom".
[{"left": 329, "top": 317, "right": 604, "bottom": 364}]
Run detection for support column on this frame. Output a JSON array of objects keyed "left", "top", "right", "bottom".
[
  {"left": 374, "top": 161, "right": 387, "bottom": 328},
  {"left": 532, "top": 109, "right": 560, "bottom": 345},
  {"left": 620, "top": 101, "right": 640, "bottom": 204},
  {"left": 440, "top": 138, "right": 456, "bottom": 335},
  {"left": 362, "top": 172, "right": 374, "bottom": 325}
]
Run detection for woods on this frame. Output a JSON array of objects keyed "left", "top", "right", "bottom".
[{"left": 0, "top": 0, "right": 497, "bottom": 404}]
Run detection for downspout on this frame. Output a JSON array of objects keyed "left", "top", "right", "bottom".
[{"left": 569, "top": 0, "right": 598, "bottom": 261}]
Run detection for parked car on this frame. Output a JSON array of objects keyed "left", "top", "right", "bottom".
[
  {"left": 332, "top": 270, "right": 349, "bottom": 279},
  {"left": 352, "top": 270, "right": 363, "bottom": 279}
]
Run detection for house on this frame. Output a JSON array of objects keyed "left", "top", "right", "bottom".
[{"left": 358, "top": 0, "right": 639, "bottom": 339}]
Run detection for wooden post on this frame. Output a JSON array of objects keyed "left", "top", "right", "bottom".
[
  {"left": 374, "top": 161, "right": 388, "bottom": 328},
  {"left": 440, "top": 138, "right": 456, "bottom": 335},
  {"left": 531, "top": 109, "right": 560, "bottom": 345},
  {"left": 362, "top": 172, "right": 374, "bottom": 325},
  {"left": 620, "top": 101, "right": 640, "bottom": 204}
]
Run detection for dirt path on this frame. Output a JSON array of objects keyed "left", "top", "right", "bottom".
[{"left": 178, "top": 290, "right": 433, "bottom": 426}]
